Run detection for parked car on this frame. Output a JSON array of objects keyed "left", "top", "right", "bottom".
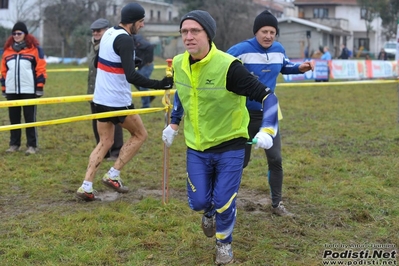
[{"left": 383, "top": 41, "right": 396, "bottom": 59}]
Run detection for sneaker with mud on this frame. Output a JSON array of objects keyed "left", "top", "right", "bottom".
[
  {"left": 6, "top": 145, "right": 19, "bottom": 153},
  {"left": 101, "top": 173, "right": 129, "bottom": 193},
  {"left": 25, "top": 146, "right": 36, "bottom": 155},
  {"left": 201, "top": 214, "right": 216, "bottom": 238},
  {"left": 215, "top": 242, "right": 233, "bottom": 265},
  {"left": 76, "top": 187, "right": 97, "bottom": 201},
  {"left": 271, "top": 201, "right": 295, "bottom": 217}
]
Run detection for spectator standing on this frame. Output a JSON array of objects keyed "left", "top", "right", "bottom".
[
  {"left": 134, "top": 34, "right": 155, "bottom": 108},
  {"left": 321, "top": 46, "right": 332, "bottom": 60},
  {"left": 377, "top": 48, "right": 387, "bottom": 60},
  {"left": 338, "top": 43, "right": 349, "bottom": 59},
  {"left": 162, "top": 10, "right": 278, "bottom": 264},
  {"left": 76, "top": 3, "right": 173, "bottom": 201},
  {"left": 227, "top": 10, "right": 314, "bottom": 216},
  {"left": 317, "top": 46, "right": 332, "bottom": 82},
  {"left": 1, "top": 21, "right": 47, "bottom": 155},
  {"left": 88, "top": 18, "right": 123, "bottom": 161}
]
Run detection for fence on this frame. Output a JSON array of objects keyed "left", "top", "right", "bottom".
[{"left": 283, "top": 59, "right": 399, "bottom": 81}]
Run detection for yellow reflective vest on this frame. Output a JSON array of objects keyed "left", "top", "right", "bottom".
[{"left": 173, "top": 45, "right": 249, "bottom": 151}]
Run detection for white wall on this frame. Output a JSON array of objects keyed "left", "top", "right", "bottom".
[
  {"left": 0, "top": 0, "right": 42, "bottom": 29},
  {"left": 136, "top": 0, "right": 179, "bottom": 22},
  {"left": 335, "top": 6, "right": 383, "bottom": 55},
  {"left": 0, "top": 0, "right": 45, "bottom": 43}
]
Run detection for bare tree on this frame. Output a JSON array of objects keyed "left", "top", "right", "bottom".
[
  {"left": 206, "top": 0, "right": 255, "bottom": 51},
  {"left": 361, "top": 5, "right": 378, "bottom": 50},
  {"left": 179, "top": 0, "right": 206, "bottom": 15},
  {"left": 357, "top": 0, "right": 398, "bottom": 41},
  {"left": 43, "top": 0, "right": 119, "bottom": 58},
  {"left": 0, "top": 25, "right": 9, "bottom": 48},
  {"left": 0, "top": 0, "right": 51, "bottom": 44},
  {"left": 379, "top": 0, "right": 399, "bottom": 41},
  {"left": 178, "top": 0, "right": 256, "bottom": 51},
  {"left": 44, "top": 0, "right": 89, "bottom": 58}
]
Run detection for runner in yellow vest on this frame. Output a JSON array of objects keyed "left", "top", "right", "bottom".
[{"left": 162, "top": 10, "right": 278, "bottom": 265}]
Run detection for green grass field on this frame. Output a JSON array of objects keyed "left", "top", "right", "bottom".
[{"left": 0, "top": 61, "right": 398, "bottom": 265}]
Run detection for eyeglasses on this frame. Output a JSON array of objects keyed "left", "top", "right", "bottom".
[
  {"left": 92, "top": 29, "right": 103, "bottom": 33},
  {"left": 12, "top": 32, "right": 24, "bottom": 36},
  {"left": 179, "top": 28, "right": 204, "bottom": 36}
]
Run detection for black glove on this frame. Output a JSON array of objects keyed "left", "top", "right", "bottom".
[
  {"left": 2, "top": 92, "right": 6, "bottom": 98},
  {"left": 36, "top": 87, "right": 43, "bottom": 98},
  {"left": 134, "top": 57, "right": 143, "bottom": 68},
  {"left": 157, "top": 76, "right": 174, "bottom": 89}
]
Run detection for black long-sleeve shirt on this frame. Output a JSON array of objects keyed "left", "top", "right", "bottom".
[
  {"left": 226, "top": 60, "right": 270, "bottom": 102},
  {"left": 112, "top": 27, "right": 161, "bottom": 88}
]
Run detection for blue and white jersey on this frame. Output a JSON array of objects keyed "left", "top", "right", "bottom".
[{"left": 227, "top": 38, "right": 301, "bottom": 111}]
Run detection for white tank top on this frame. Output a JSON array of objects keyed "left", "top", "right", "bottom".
[{"left": 93, "top": 27, "right": 132, "bottom": 107}]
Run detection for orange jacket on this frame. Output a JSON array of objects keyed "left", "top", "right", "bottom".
[{"left": 1, "top": 44, "right": 46, "bottom": 95}]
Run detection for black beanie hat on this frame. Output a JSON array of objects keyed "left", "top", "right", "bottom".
[
  {"left": 121, "top": 3, "right": 145, "bottom": 24},
  {"left": 180, "top": 10, "right": 216, "bottom": 41},
  {"left": 12, "top": 21, "right": 28, "bottom": 35},
  {"left": 253, "top": 10, "right": 279, "bottom": 35}
]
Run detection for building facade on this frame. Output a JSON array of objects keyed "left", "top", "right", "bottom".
[{"left": 291, "top": 0, "right": 384, "bottom": 58}]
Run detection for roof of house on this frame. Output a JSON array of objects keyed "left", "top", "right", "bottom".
[
  {"left": 253, "top": 0, "right": 286, "bottom": 13},
  {"left": 293, "top": 0, "right": 358, "bottom": 6},
  {"left": 253, "top": 0, "right": 295, "bottom": 9},
  {"left": 278, "top": 16, "right": 352, "bottom": 35},
  {"left": 278, "top": 17, "right": 332, "bottom": 32}
]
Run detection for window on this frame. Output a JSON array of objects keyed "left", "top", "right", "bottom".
[
  {"left": 360, "top": 8, "right": 367, "bottom": 19},
  {"left": 358, "top": 38, "right": 369, "bottom": 51},
  {"left": 313, "top": 8, "right": 328, "bottom": 18},
  {"left": 360, "top": 7, "right": 372, "bottom": 20},
  {"left": 0, "top": 0, "right": 9, "bottom": 9}
]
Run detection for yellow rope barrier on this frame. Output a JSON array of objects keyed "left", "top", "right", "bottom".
[
  {"left": 0, "top": 79, "right": 397, "bottom": 131},
  {"left": 0, "top": 90, "right": 176, "bottom": 108},
  {"left": 0, "top": 107, "right": 166, "bottom": 131},
  {"left": 0, "top": 90, "right": 176, "bottom": 131},
  {"left": 46, "top": 65, "right": 167, "bottom": 73}
]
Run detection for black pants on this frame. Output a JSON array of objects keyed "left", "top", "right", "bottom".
[
  {"left": 90, "top": 102, "right": 123, "bottom": 158},
  {"left": 243, "top": 111, "right": 283, "bottom": 207},
  {"left": 7, "top": 94, "right": 38, "bottom": 148}
]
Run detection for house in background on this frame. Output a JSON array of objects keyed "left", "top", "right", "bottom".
[
  {"left": 253, "top": 0, "right": 298, "bottom": 18},
  {"left": 130, "top": 0, "right": 182, "bottom": 58},
  {"left": 291, "top": 0, "right": 384, "bottom": 59},
  {"left": 0, "top": 0, "right": 44, "bottom": 44},
  {"left": 276, "top": 17, "right": 347, "bottom": 59}
]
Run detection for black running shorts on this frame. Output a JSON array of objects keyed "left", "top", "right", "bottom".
[{"left": 93, "top": 103, "right": 135, "bottom": 125}]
